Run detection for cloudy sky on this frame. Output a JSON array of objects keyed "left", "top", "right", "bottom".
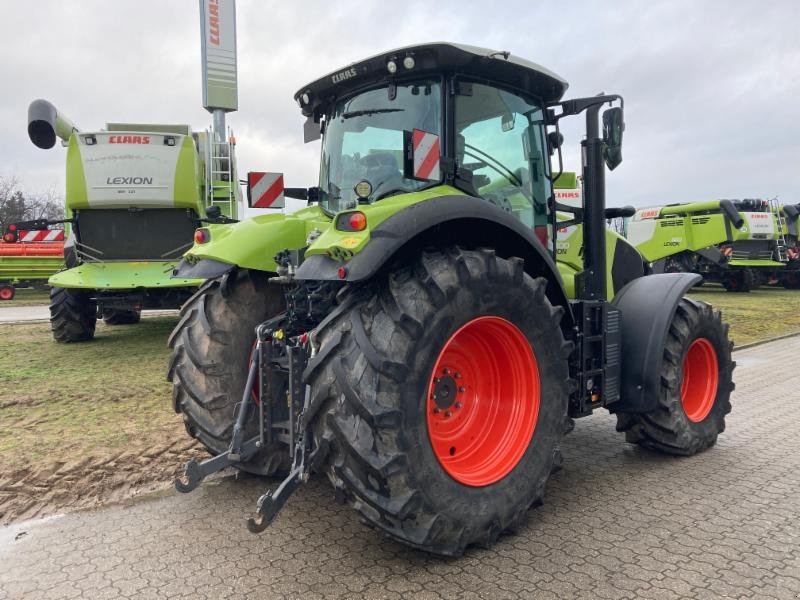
[{"left": 2, "top": 0, "right": 798, "bottom": 208}]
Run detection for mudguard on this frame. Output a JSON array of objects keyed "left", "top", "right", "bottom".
[
  {"left": 295, "top": 194, "right": 572, "bottom": 317},
  {"left": 608, "top": 272, "right": 701, "bottom": 413}
]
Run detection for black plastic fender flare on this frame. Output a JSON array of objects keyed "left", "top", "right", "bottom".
[
  {"left": 608, "top": 272, "right": 702, "bottom": 413},
  {"left": 294, "top": 195, "right": 572, "bottom": 320}
]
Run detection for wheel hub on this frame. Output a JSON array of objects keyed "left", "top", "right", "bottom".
[{"left": 426, "top": 316, "right": 540, "bottom": 487}]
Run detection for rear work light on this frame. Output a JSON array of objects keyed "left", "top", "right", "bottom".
[
  {"left": 194, "top": 228, "right": 210, "bottom": 244},
  {"left": 336, "top": 211, "right": 367, "bottom": 232},
  {"left": 3, "top": 232, "right": 16, "bottom": 243}
]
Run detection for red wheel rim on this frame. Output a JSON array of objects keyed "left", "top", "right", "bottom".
[
  {"left": 0, "top": 287, "right": 12, "bottom": 300},
  {"left": 426, "top": 316, "right": 540, "bottom": 487},
  {"left": 680, "top": 338, "right": 718, "bottom": 423}
]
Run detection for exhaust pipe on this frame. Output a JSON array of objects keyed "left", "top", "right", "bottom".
[
  {"left": 720, "top": 199, "right": 744, "bottom": 229},
  {"left": 28, "top": 99, "right": 79, "bottom": 149}
]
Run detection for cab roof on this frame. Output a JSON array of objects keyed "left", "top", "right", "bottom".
[{"left": 294, "top": 42, "right": 569, "bottom": 117}]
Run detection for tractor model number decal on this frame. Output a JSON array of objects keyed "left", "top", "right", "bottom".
[
  {"left": 105, "top": 176, "right": 154, "bottom": 185},
  {"left": 664, "top": 237, "right": 682, "bottom": 247}
]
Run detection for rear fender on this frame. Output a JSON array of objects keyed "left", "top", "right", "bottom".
[
  {"left": 608, "top": 272, "right": 701, "bottom": 413},
  {"left": 295, "top": 195, "right": 573, "bottom": 326}
]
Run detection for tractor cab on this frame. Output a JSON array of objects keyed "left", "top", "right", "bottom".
[{"left": 294, "top": 43, "right": 569, "bottom": 241}]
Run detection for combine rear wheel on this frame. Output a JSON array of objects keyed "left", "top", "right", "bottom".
[
  {"left": 722, "top": 269, "right": 753, "bottom": 292},
  {"left": 167, "top": 269, "right": 289, "bottom": 475},
  {"left": 615, "top": 299, "right": 734, "bottom": 455},
  {"left": 102, "top": 308, "right": 141, "bottom": 325},
  {"left": 307, "top": 248, "right": 572, "bottom": 555},
  {"left": 49, "top": 287, "right": 96, "bottom": 342}
]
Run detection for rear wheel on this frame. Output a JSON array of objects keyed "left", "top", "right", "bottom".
[
  {"left": 782, "top": 271, "right": 800, "bottom": 289},
  {"left": 102, "top": 308, "right": 141, "bottom": 325},
  {"left": 307, "top": 248, "right": 572, "bottom": 555},
  {"left": 0, "top": 285, "right": 14, "bottom": 300},
  {"left": 615, "top": 298, "right": 734, "bottom": 456},
  {"left": 49, "top": 287, "right": 96, "bottom": 342},
  {"left": 167, "top": 269, "right": 289, "bottom": 475},
  {"left": 722, "top": 269, "right": 752, "bottom": 292}
]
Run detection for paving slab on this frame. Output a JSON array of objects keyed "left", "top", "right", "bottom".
[{"left": 1, "top": 337, "right": 798, "bottom": 599}]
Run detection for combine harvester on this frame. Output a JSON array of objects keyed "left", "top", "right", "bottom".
[
  {"left": 168, "top": 42, "right": 735, "bottom": 555},
  {"left": 625, "top": 198, "right": 800, "bottom": 291},
  {"left": 0, "top": 225, "right": 64, "bottom": 300},
  {"left": 23, "top": 0, "right": 253, "bottom": 340}
]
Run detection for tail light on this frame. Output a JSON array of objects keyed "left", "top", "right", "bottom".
[
  {"left": 194, "top": 228, "right": 210, "bottom": 244},
  {"left": 335, "top": 211, "right": 367, "bottom": 232}
]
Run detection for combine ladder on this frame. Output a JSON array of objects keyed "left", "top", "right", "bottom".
[
  {"left": 770, "top": 198, "right": 789, "bottom": 263},
  {"left": 205, "top": 131, "right": 237, "bottom": 219}
]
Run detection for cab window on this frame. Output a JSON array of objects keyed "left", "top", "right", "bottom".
[{"left": 455, "top": 82, "right": 551, "bottom": 228}]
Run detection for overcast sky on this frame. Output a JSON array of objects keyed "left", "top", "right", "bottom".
[{"left": 1, "top": 0, "right": 798, "bottom": 208}]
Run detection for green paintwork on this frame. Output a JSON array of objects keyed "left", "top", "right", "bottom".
[
  {"left": 554, "top": 220, "right": 626, "bottom": 300},
  {"left": 173, "top": 136, "right": 200, "bottom": 210},
  {"left": 0, "top": 256, "right": 63, "bottom": 283},
  {"left": 185, "top": 185, "right": 467, "bottom": 270},
  {"left": 728, "top": 259, "right": 785, "bottom": 268},
  {"left": 65, "top": 134, "right": 89, "bottom": 210},
  {"left": 632, "top": 213, "right": 737, "bottom": 263},
  {"left": 50, "top": 261, "right": 200, "bottom": 290}
]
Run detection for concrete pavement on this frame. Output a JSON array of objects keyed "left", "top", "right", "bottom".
[{"left": 1, "top": 337, "right": 798, "bottom": 599}]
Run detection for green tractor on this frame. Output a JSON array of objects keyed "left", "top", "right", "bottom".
[
  {"left": 24, "top": 100, "right": 240, "bottom": 341},
  {"left": 170, "top": 43, "right": 735, "bottom": 555},
  {"left": 625, "top": 198, "right": 799, "bottom": 292}
]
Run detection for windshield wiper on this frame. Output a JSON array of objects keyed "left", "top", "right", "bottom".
[{"left": 342, "top": 108, "right": 405, "bottom": 119}]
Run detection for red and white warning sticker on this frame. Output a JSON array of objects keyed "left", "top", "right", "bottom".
[
  {"left": 412, "top": 129, "right": 440, "bottom": 181},
  {"left": 19, "top": 229, "right": 64, "bottom": 242},
  {"left": 247, "top": 172, "right": 285, "bottom": 209}
]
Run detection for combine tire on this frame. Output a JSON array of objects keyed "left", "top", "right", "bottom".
[
  {"left": 0, "top": 285, "right": 14, "bottom": 300},
  {"left": 307, "top": 248, "right": 572, "bottom": 555},
  {"left": 615, "top": 299, "right": 734, "bottom": 456},
  {"left": 722, "top": 269, "right": 753, "bottom": 292},
  {"left": 102, "top": 308, "right": 142, "bottom": 325},
  {"left": 782, "top": 271, "right": 800, "bottom": 289},
  {"left": 49, "top": 287, "right": 97, "bottom": 342},
  {"left": 167, "top": 269, "right": 289, "bottom": 475}
]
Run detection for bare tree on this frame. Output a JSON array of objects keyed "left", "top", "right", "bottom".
[{"left": 0, "top": 176, "right": 64, "bottom": 234}]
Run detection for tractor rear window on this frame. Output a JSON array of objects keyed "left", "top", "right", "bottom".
[{"left": 319, "top": 80, "right": 442, "bottom": 213}]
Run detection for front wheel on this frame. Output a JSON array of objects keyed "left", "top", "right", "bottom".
[
  {"left": 49, "top": 287, "right": 96, "bottom": 342},
  {"left": 615, "top": 298, "right": 734, "bottom": 455},
  {"left": 307, "top": 248, "right": 573, "bottom": 555},
  {"left": 0, "top": 284, "right": 14, "bottom": 300}
]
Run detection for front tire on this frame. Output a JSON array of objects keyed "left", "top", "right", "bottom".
[
  {"left": 167, "top": 269, "right": 289, "bottom": 475},
  {"left": 615, "top": 298, "right": 734, "bottom": 456},
  {"left": 307, "top": 248, "right": 572, "bottom": 555},
  {"left": 49, "top": 287, "right": 96, "bottom": 342}
]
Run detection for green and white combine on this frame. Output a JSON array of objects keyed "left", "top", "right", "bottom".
[
  {"left": 26, "top": 0, "right": 245, "bottom": 341},
  {"left": 168, "top": 43, "right": 735, "bottom": 556},
  {"left": 26, "top": 102, "right": 241, "bottom": 340},
  {"left": 623, "top": 199, "right": 800, "bottom": 291}
]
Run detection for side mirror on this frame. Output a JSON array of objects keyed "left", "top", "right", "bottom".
[
  {"left": 206, "top": 205, "right": 221, "bottom": 219},
  {"left": 403, "top": 129, "right": 441, "bottom": 181},
  {"left": 602, "top": 107, "right": 624, "bottom": 170},
  {"left": 501, "top": 112, "right": 515, "bottom": 132},
  {"left": 547, "top": 131, "right": 564, "bottom": 156},
  {"left": 247, "top": 172, "right": 285, "bottom": 209}
]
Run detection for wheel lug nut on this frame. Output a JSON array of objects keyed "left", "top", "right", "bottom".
[
  {"left": 458, "top": 386, "right": 465, "bottom": 393},
  {"left": 433, "top": 407, "right": 440, "bottom": 414},
  {"left": 454, "top": 372, "right": 461, "bottom": 379},
  {"left": 445, "top": 411, "right": 452, "bottom": 417},
  {"left": 443, "top": 368, "right": 450, "bottom": 375},
  {"left": 435, "top": 377, "right": 441, "bottom": 384},
  {"left": 455, "top": 402, "right": 462, "bottom": 409}
]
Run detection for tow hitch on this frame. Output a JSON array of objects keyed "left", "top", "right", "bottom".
[{"left": 174, "top": 317, "right": 323, "bottom": 531}]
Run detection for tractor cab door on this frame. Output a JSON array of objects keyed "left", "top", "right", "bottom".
[{"left": 455, "top": 81, "right": 552, "bottom": 245}]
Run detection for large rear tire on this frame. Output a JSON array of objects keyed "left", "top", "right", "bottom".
[
  {"left": 49, "top": 287, "right": 96, "bottom": 342},
  {"left": 615, "top": 298, "right": 734, "bottom": 456},
  {"left": 306, "top": 248, "right": 572, "bottom": 555},
  {"left": 167, "top": 269, "right": 289, "bottom": 475},
  {"left": 722, "top": 269, "right": 752, "bottom": 293},
  {"left": 102, "top": 308, "right": 141, "bottom": 325}
]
